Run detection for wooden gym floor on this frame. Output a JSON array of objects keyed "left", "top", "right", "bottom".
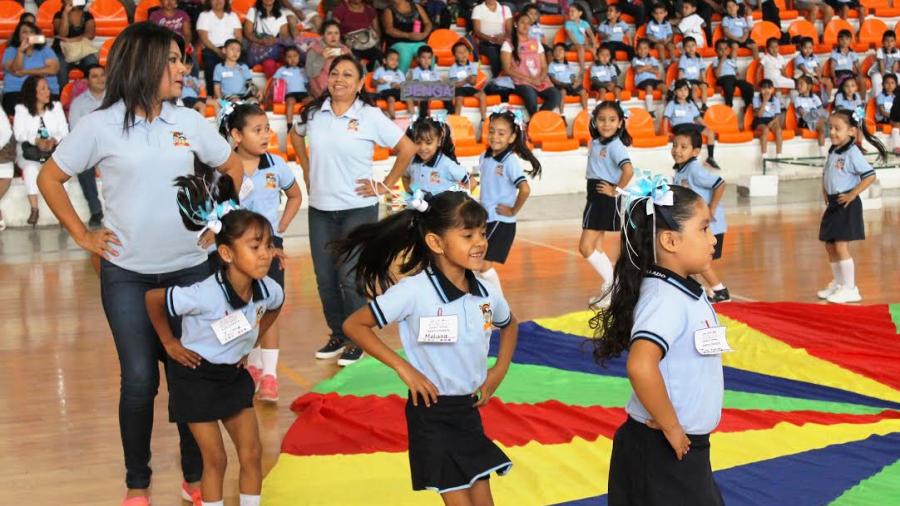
[{"left": 1, "top": 181, "right": 898, "bottom": 504}]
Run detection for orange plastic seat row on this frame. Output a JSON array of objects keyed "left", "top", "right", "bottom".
[
  {"left": 91, "top": 0, "right": 128, "bottom": 37},
  {"left": 0, "top": 0, "right": 24, "bottom": 39},
  {"left": 704, "top": 104, "right": 754, "bottom": 143},
  {"left": 527, "top": 110, "right": 579, "bottom": 151},
  {"left": 742, "top": 106, "right": 796, "bottom": 141}
]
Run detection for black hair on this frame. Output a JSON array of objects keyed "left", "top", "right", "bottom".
[
  {"left": 451, "top": 41, "right": 470, "bottom": 55},
  {"left": 636, "top": 38, "right": 651, "bottom": 49},
  {"left": 416, "top": 45, "right": 434, "bottom": 57},
  {"left": 102, "top": 22, "right": 186, "bottom": 131},
  {"left": 884, "top": 30, "right": 897, "bottom": 41},
  {"left": 553, "top": 42, "right": 567, "bottom": 51},
  {"left": 684, "top": 0, "right": 698, "bottom": 8},
  {"left": 9, "top": 21, "right": 46, "bottom": 50},
  {"left": 84, "top": 62, "right": 104, "bottom": 77},
  {"left": 223, "top": 38, "right": 241, "bottom": 49},
  {"left": 606, "top": 2, "right": 620, "bottom": 14},
  {"left": 204, "top": 0, "right": 232, "bottom": 13},
  {"left": 715, "top": 39, "right": 729, "bottom": 51},
  {"left": 758, "top": 78, "right": 775, "bottom": 89},
  {"left": 597, "top": 44, "right": 612, "bottom": 57},
  {"left": 488, "top": 111, "right": 542, "bottom": 178},
  {"left": 18, "top": 12, "right": 35, "bottom": 24},
  {"left": 836, "top": 76, "right": 858, "bottom": 100},
  {"left": 320, "top": 18, "right": 340, "bottom": 35},
  {"left": 333, "top": 191, "right": 488, "bottom": 298},
  {"left": 254, "top": 0, "right": 283, "bottom": 20},
  {"left": 672, "top": 125, "right": 703, "bottom": 148},
  {"left": 522, "top": 3, "right": 539, "bottom": 15},
  {"left": 284, "top": 45, "right": 301, "bottom": 56},
  {"left": 832, "top": 109, "right": 889, "bottom": 162},
  {"left": 591, "top": 185, "right": 705, "bottom": 366},
  {"left": 884, "top": 73, "right": 898, "bottom": 85},
  {"left": 766, "top": 37, "right": 779, "bottom": 47},
  {"left": 838, "top": 29, "right": 852, "bottom": 39},
  {"left": 666, "top": 78, "right": 695, "bottom": 105},
  {"left": 682, "top": 36, "right": 696, "bottom": 46},
  {"left": 571, "top": 2, "right": 588, "bottom": 18},
  {"left": 219, "top": 102, "right": 267, "bottom": 139},
  {"left": 298, "top": 55, "right": 375, "bottom": 124},
  {"left": 799, "top": 36, "right": 814, "bottom": 48},
  {"left": 589, "top": 101, "right": 633, "bottom": 146},
  {"left": 407, "top": 116, "right": 458, "bottom": 164},
  {"left": 21, "top": 75, "right": 55, "bottom": 116},
  {"left": 510, "top": 14, "right": 526, "bottom": 64},
  {"left": 651, "top": 3, "right": 667, "bottom": 12},
  {"left": 796, "top": 75, "right": 814, "bottom": 90},
  {"left": 385, "top": 48, "right": 400, "bottom": 59}
]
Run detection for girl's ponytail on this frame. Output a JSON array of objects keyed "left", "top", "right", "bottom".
[
  {"left": 439, "top": 122, "right": 459, "bottom": 163},
  {"left": 834, "top": 108, "right": 888, "bottom": 162},
  {"left": 407, "top": 116, "right": 459, "bottom": 163},
  {"left": 174, "top": 158, "right": 239, "bottom": 232}
]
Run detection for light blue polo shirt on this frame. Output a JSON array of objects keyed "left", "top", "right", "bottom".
[
  {"left": 664, "top": 100, "right": 701, "bottom": 126},
  {"left": 876, "top": 92, "right": 894, "bottom": 121},
  {"left": 478, "top": 147, "right": 527, "bottom": 224},
  {"left": 273, "top": 65, "right": 308, "bottom": 93},
  {"left": 833, "top": 92, "right": 861, "bottom": 111},
  {"left": 373, "top": 66, "right": 405, "bottom": 93},
  {"left": 830, "top": 49, "right": 857, "bottom": 73},
  {"left": 167, "top": 271, "right": 284, "bottom": 364},
  {"left": 406, "top": 152, "right": 468, "bottom": 195},
  {"left": 565, "top": 19, "right": 592, "bottom": 45},
  {"left": 871, "top": 48, "right": 900, "bottom": 76},
  {"left": 625, "top": 266, "right": 724, "bottom": 435},
  {"left": 632, "top": 56, "right": 660, "bottom": 84},
  {"left": 369, "top": 266, "right": 512, "bottom": 396},
  {"left": 717, "top": 57, "right": 738, "bottom": 78},
  {"left": 549, "top": 62, "right": 575, "bottom": 83},
  {"left": 1, "top": 45, "right": 60, "bottom": 94},
  {"left": 793, "top": 53, "right": 819, "bottom": 76},
  {"left": 240, "top": 153, "right": 296, "bottom": 237},
  {"left": 53, "top": 100, "right": 232, "bottom": 274},
  {"left": 587, "top": 135, "right": 631, "bottom": 182},
  {"left": 213, "top": 62, "right": 253, "bottom": 96},
  {"left": 673, "top": 157, "right": 727, "bottom": 235},
  {"left": 181, "top": 75, "right": 201, "bottom": 100},
  {"left": 824, "top": 141, "right": 876, "bottom": 195},
  {"left": 679, "top": 54, "right": 704, "bottom": 81},
  {"left": 449, "top": 62, "right": 478, "bottom": 87},
  {"left": 794, "top": 93, "right": 823, "bottom": 116},
  {"left": 409, "top": 67, "right": 440, "bottom": 82},
  {"left": 598, "top": 21, "right": 629, "bottom": 43},
  {"left": 752, "top": 93, "right": 782, "bottom": 119},
  {"left": 721, "top": 15, "right": 749, "bottom": 39},
  {"left": 529, "top": 23, "right": 544, "bottom": 43},
  {"left": 646, "top": 20, "right": 672, "bottom": 41},
  {"left": 590, "top": 63, "right": 619, "bottom": 83},
  {"left": 293, "top": 98, "right": 405, "bottom": 211}
]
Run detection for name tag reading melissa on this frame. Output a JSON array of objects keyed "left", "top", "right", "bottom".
[
  {"left": 211, "top": 311, "right": 253, "bottom": 345},
  {"left": 417, "top": 314, "right": 459, "bottom": 343},
  {"left": 694, "top": 326, "right": 733, "bottom": 355}
]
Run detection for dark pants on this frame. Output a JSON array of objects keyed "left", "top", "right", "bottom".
[
  {"left": 603, "top": 40, "right": 635, "bottom": 61},
  {"left": 479, "top": 42, "right": 503, "bottom": 78},
  {"left": 77, "top": 167, "right": 102, "bottom": 216},
  {"left": 308, "top": 205, "right": 379, "bottom": 344},
  {"left": 716, "top": 76, "right": 754, "bottom": 107},
  {"left": 351, "top": 47, "right": 384, "bottom": 71},
  {"left": 515, "top": 85, "right": 561, "bottom": 115},
  {"left": 57, "top": 52, "right": 100, "bottom": 88},
  {"left": 100, "top": 259, "right": 209, "bottom": 489},
  {"left": 202, "top": 47, "right": 224, "bottom": 102}
]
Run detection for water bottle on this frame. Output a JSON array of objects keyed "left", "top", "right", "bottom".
[
  {"left": 413, "top": 19, "right": 421, "bottom": 33},
  {"left": 38, "top": 125, "right": 49, "bottom": 140}
]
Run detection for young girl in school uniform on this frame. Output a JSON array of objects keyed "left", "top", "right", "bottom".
[
  {"left": 402, "top": 116, "right": 469, "bottom": 195},
  {"left": 794, "top": 76, "right": 828, "bottom": 154},
  {"left": 580, "top": 101, "right": 634, "bottom": 306},
  {"left": 816, "top": 108, "right": 886, "bottom": 304},
  {"left": 592, "top": 176, "right": 726, "bottom": 506},
  {"left": 339, "top": 190, "right": 519, "bottom": 505},
  {"left": 752, "top": 79, "right": 784, "bottom": 157},
  {"left": 662, "top": 80, "right": 719, "bottom": 169},
  {"left": 217, "top": 103, "right": 302, "bottom": 401},
  {"left": 474, "top": 110, "right": 542, "bottom": 299},
  {"left": 146, "top": 178, "right": 284, "bottom": 506}
]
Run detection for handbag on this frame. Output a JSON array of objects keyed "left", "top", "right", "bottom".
[
  {"left": 344, "top": 28, "right": 380, "bottom": 51},
  {"left": 60, "top": 38, "right": 99, "bottom": 64},
  {"left": 22, "top": 118, "right": 55, "bottom": 163},
  {"left": 0, "top": 136, "right": 15, "bottom": 164}
]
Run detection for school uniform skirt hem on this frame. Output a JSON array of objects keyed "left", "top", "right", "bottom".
[
  {"left": 583, "top": 179, "right": 621, "bottom": 231},
  {"left": 406, "top": 395, "right": 512, "bottom": 494},
  {"left": 485, "top": 221, "right": 516, "bottom": 263},
  {"left": 167, "top": 359, "right": 255, "bottom": 424},
  {"left": 819, "top": 194, "right": 865, "bottom": 242}
]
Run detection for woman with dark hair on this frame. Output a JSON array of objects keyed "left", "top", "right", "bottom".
[
  {"left": 53, "top": 0, "right": 98, "bottom": 87},
  {"left": 243, "top": 0, "right": 293, "bottom": 78},
  {"left": 500, "top": 14, "right": 560, "bottom": 116},
  {"left": 197, "top": 0, "right": 243, "bottom": 102},
  {"left": 306, "top": 19, "right": 351, "bottom": 98},
  {"left": 14, "top": 76, "right": 67, "bottom": 226},
  {"left": 1, "top": 21, "right": 60, "bottom": 116},
  {"left": 382, "top": 0, "right": 433, "bottom": 72},
  {"left": 37, "top": 22, "right": 244, "bottom": 506},
  {"left": 289, "top": 55, "right": 416, "bottom": 366},
  {"left": 332, "top": 0, "right": 381, "bottom": 70},
  {"left": 471, "top": 0, "right": 512, "bottom": 78}
]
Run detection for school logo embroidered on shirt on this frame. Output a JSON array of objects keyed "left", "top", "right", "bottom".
[
  {"left": 430, "top": 171, "right": 441, "bottom": 184},
  {"left": 172, "top": 131, "right": 190, "bottom": 147},
  {"left": 835, "top": 157, "right": 845, "bottom": 171},
  {"left": 256, "top": 305, "right": 265, "bottom": 325},
  {"left": 266, "top": 173, "right": 278, "bottom": 190},
  {"left": 480, "top": 303, "right": 493, "bottom": 331},
  {"left": 495, "top": 164, "right": 504, "bottom": 176},
  {"left": 347, "top": 119, "right": 359, "bottom": 132},
  {"left": 598, "top": 147, "right": 608, "bottom": 159}
]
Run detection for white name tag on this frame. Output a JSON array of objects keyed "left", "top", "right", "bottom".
[
  {"left": 417, "top": 314, "right": 459, "bottom": 343},
  {"left": 382, "top": 74, "right": 394, "bottom": 82},
  {"left": 239, "top": 177, "right": 255, "bottom": 201},
  {"left": 222, "top": 71, "right": 234, "bottom": 78},
  {"left": 282, "top": 70, "right": 293, "bottom": 76},
  {"left": 613, "top": 26, "right": 623, "bottom": 33},
  {"left": 211, "top": 311, "right": 252, "bottom": 345},
  {"left": 650, "top": 25, "right": 662, "bottom": 34},
  {"left": 694, "top": 326, "right": 733, "bottom": 355},
  {"left": 674, "top": 109, "right": 687, "bottom": 117},
  {"left": 456, "top": 70, "right": 468, "bottom": 79}
]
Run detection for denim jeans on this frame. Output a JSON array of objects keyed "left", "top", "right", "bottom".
[
  {"left": 308, "top": 205, "right": 378, "bottom": 344},
  {"left": 514, "top": 84, "right": 562, "bottom": 116},
  {"left": 77, "top": 168, "right": 102, "bottom": 216},
  {"left": 99, "top": 259, "right": 209, "bottom": 489}
]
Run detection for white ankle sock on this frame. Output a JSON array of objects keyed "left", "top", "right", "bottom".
[
  {"left": 892, "top": 127, "right": 900, "bottom": 148},
  {"left": 712, "top": 283, "right": 725, "bottom": 291},
  {"left": 838, "top": 259, "right": 855, "bottom": 288},
  {"left": 477, "top": 268, "right": 505, "bottom": 299},
  {"left": 586, "top": 250, "right": 614, "bottom": 286},
  {"left": 240, "top": 494, "right": 261, "bottom": 506},
  {"left": 830, "top": 261, "right": 842, "bottom": 285},
  {"left": 248, "top": 347, "right": 262, "bottom": 369},
  {"left": 261, "top": 348, "right": 279, "bottom": 377},
  {"left": 644, "top": 96, "right": 653, "bottom": 111},
  {"left": 202, "top": 501, "right": 224, "bottom": 506}
]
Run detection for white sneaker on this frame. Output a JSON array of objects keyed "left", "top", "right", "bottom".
[
  {"left": 816, "top": 280, "right": 840, "bottom": 299},
  {"left": 826, "top": 285, "right": 862, "bottom": 304}
]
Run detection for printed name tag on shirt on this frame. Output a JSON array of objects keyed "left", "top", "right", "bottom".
[
  {"left": 418, "top": 315, "right": 459, "bottom": 343},
  {"left": 239, "top": 178, "right": 255, "bottom": 201},
  {"left": 675, "top": 109, "right": 686, "bottom": 117},
  {"left": 456, "top": 70, "right": 468, "bottom": 79},
  {"left": 282, "top": 70, "right": 293, "bottom": 76},
  {"left": 222, "top": 71, "right": 234, "bottom": 78},
  {"left": 694, "top": 326, "right": 733, "bottom": 355},
  {"left": 211, "top": 311, "right": 252, "bottom": 345}
]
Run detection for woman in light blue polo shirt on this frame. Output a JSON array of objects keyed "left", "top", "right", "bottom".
[
  {"left": 290, "top": 54, "right": 415, "bottom": 366},
  {"left": 1, "top": 21, "right": 60, "bottom": 116},
  {"left": 36, "top": 23, "right": 243, "bottom": 506}
]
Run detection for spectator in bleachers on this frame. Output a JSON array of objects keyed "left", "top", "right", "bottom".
[
  {"left": 677, "top": 0, "right": 707, "bottom": 48},
  {"left": 53, "top": 0, "right": 98, "bottom": 88},
  {"left": 794, "top": 76, "right": 828, "bottom": 154},
  {"left": 214, "top": 38, "right": 260, "bottom": 101},
  {"left": 281, "top": 0, "right": 322, "bottom": 31},
  {"left": 869, "top": 30, "right": 900, "bottom": 97},
  {"left": 751, "top": 79, "right": 783, "bottom": 158},
  {"left": 197, "top": 0, "right": 244, "bottom": 106},
  {"left": 67, "top": 63, "right": 106, "bottom": 227},
  {"left": 549, "top": 42, "right": 589, "bottom": 112},
  {"left": 646, "top": 3, "right": 675, "bottom": 66},
  {"left": 589, "top": 44, "right": 622, "bottom": 101},
  {"left": 614, "top": 0, "right": 649, "bottom": 27},
  {"left": 273, "top": 45, "right": 309, "bottom": 126},
  {"left": 333, "top": 0, "right": 382, "bottom": 70},
  {"left": 597, "top": 4, "right": 634, "bottom": 60},
  {"left": 150, "top": 0, "right": 193, "bottom": 44},
  {"left": 306, "top": 20, "right": 352, "bottom": 97},
  {"left": 823, "top": 0, "right": 860, "bottom": 20},
  {"left": 794, "top": 0, "right": 833, "bottom": 25},
  {"left": 374, "top": 49, "right": 405, "bottom": 118},
  {"left": 793, "top": 36, "right": 832, "bottom": 103},
  {"left": 714, "top": 39, "right": 754, "bottom": 108},
  {"left": 18, "top": 11, "right": 35, "bottom": 25},
  {"left": 664, "top": 79, "right": 720, "bottom": 168},
  {"left": 500, "top": 14, "right": 561, "bottom": 115},
  {"left": 721, "top": 0, "right": 758, "bottom": 61},
  {"left": 406, "top": 44, "right": 440, "bottom": 117},
  {"left": 179, "top": 0, "right": 208, "bottom": 35},
  {"left": 833, "top": 75, "right": 862, "bottom": 111},
  {"left": 472, "top": 0, "right": 513, "bottom": 78},
  {"left": 679, "top": 36, "right": 709, "bottom": 111},
  {"left": 829, "top": 29, "right": 866, "bottom": 101},
  {"left": 632, "top": 38, "right": 666, "bottom": 115},
  {"left": 243, "top": 0, "right": 294, "bottom": 78},
  {"left": 874, "top": 73, "right": 894, "bottom": 126},
  {"left": 564, "top": 2, "right": 595, "bottom": 72},
  {"left": 2, "top": 21, "right": 60, "bottom": 116},
  {"left": 760, "top": 37, "right": 795, "bottom": 92},
  {"left": 179, "top": 55, "right": 206, "bottom": 112},
  {"left": 383, "top": 0, "right": 434, "bottom": 72},
  {"left": 522, "top": 3, "right": 548, "bottom": 49},
  {"left": 449, "top": 42, "right": 488, "bottom": 117}
]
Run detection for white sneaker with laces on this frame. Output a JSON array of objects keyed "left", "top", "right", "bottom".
[
  {"left": 826, "top": 285, "right": 862, "bottom": 304},
  {"left": 816, "top": 280, "right": 840, "bottom": 299}
]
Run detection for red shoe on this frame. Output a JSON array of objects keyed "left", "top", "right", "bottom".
[
  {"left": 247, "top": 365, "right": 263, "bottom": 390},
  {"left": 181, "top": 481, "right": 201, "bottom": 506},
  {"left": 257, "top": 374, "right": 279, "bottom": 402},
  {"left": 121, "top": 496, "right": 150, "bottom": 506}
]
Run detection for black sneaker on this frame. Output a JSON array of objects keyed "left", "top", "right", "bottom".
[
  {"left": 706, "top": 158, "right": 721, "bottom": 170},
  {"left": 708, "top": 288, "right": 731, "bottom": 304},
  {"left": 88, "top": 213, "right": 103, "bottom": 228},
  {"left": 315, "top": 336, "right": 346, "bottom": 359},
  {"left": 337, "top": 346, "right": 365, "bottom": 367}
]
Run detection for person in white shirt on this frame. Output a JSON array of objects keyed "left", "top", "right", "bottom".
[
  {"left": 242, "top": 0, "right": 293, "bottom": 77},
  {"left": 15, "top": 76, "right": 68, "bottom": 226},
  {"left": 197, "top": 0, "right": 243, "bottom": 105},
  {"left": 471, "top": 0, "right": 512, "bottom": 78},
  {"left": 678, "top": 0, "right": 707, "bottom": 48},
  {"left": 66, "top": 63, "right": 106, "bottom": 227},
  {"left": 0, "top": 108, "right": 11, "bottom": 231}
]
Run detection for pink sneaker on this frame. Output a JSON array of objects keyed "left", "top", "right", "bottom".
[
  {"left": 257, "top": 374, "right": 279, "bottom": 402},
  {"left": 121, "top": 496, "right": 150, "bottom": 506},
  {"left": 247, "top": 365, "right": 263, "bottom": 390},
  {"left": 181, "top": 481, "right": 201, "bottom": 506}
]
